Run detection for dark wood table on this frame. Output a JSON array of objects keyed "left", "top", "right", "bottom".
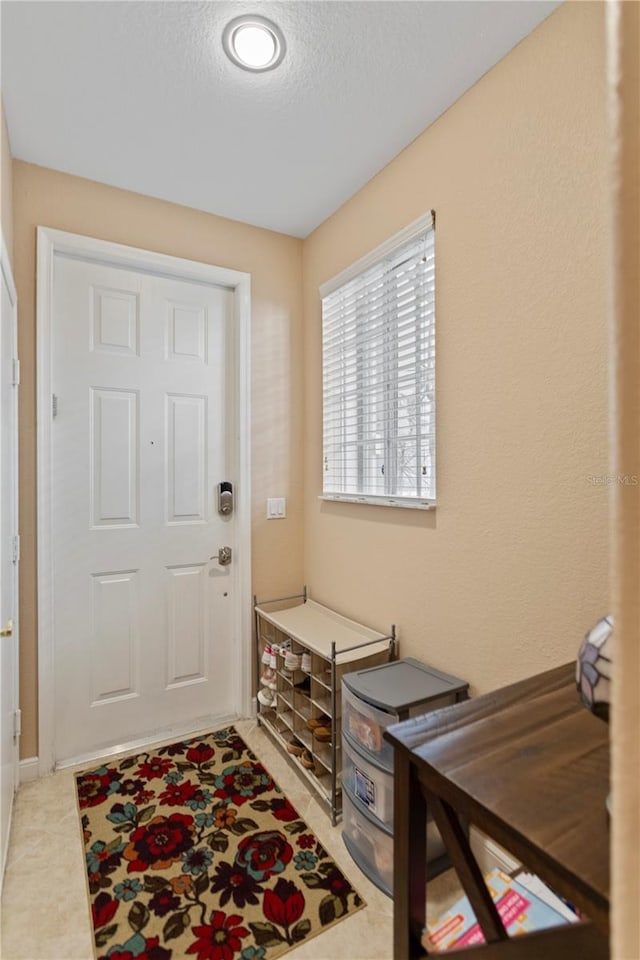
[{"left": 384, "top": 663, "right": 609, "bottom": 958}]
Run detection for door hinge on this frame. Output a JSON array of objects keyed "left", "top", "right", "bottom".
[
  {"left": 13, "top": 708, "right": 21, "bottom": 744},
  {"left": 12, "top": 359, "right": 20, "bottom": 387},
  {"left": 52, "top": 394, "right": 58, "bottom": 419},
  {"left": 12, "top": 534, "right": 20, "bottom": 564}
]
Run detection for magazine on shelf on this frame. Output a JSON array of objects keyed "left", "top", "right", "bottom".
[
  {"left": 513, "top": 871, "right": 580, "bottom": 924},
  {"left": 424, "top": 868, "right": 572, "bottom": 953}
]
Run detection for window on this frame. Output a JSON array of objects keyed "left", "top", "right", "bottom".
[{"left": 321, "top": 212, "right": 435, "bottom": 509}]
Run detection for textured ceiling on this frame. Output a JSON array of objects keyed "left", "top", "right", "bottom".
[{"left": 1, "top": 1, "right": 561, "bottom": 237}]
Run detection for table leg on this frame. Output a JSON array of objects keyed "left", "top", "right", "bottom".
[{"left": 394, "top": 751, "right": 427, "bottom": 958}]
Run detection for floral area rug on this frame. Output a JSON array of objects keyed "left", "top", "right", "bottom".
[{"left": 76, "top": 726, "right": 364, "bottom": 960}]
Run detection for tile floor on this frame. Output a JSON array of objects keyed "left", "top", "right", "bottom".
[{"left": 0, "top": 719, "right": 462, "bottom": 960}]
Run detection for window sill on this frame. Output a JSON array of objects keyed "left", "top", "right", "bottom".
[{"left": 319, "top": 494, "right": 435, "bottom": 511}]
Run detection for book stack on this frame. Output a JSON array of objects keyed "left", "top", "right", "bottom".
[{"left": 424, "top": 868, "right": 578, "bottom": 953}]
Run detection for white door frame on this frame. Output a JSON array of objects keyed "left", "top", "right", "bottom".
[
  {"left": 37, "top": 227, "right": 252, "bottom": 776},
  {"left": 0, "top": 231, "right": 19, "bottom": 886}
]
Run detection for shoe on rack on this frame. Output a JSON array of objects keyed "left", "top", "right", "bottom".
[
  {"left": 260, "top": 668, "right": 277, "bottom": 691},
  {"left": 313, "top": 725, "right": 332, "bottom": 743},
  {"left": 261, "top": 644, "right": 272, "bottom": 666},
  {"left": 306, "top": 715, "right": 330, "bottom": 732},
  {"left": 294, "top": 676, "right": 311, "bottom": 694},
  {"left": 269, "top": 651, "right": 278, "bottom": 670},
  {"left": 286, "top": 737, "right": 304, "bottom": 757},
  {"left": 300, "top": 749, "right": 315, "bottom": 771},
  {"left": 284, "top": 651, "right": 302, "bottom": 672},
  {"left": 301, "top": 652, "right": 312, "bottom": 673},
  {"left": 257, "top": 687, "right": 275, "bottom": 707}
]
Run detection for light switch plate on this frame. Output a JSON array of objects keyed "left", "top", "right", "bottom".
[{"left": 267, "top": 497, "right": 286, "bottom": 519}]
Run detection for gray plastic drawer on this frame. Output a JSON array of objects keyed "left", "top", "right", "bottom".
[
  {"left": 342, "top": 683, "right": 397, "bottom": 768},
  {"left": 343, "top": 734, "right": 394, "bottom": 826},
  {"left": 342, "top": 680, "right": 461, "bottom": 770},
  {"left": 342, "top": 787, "right": 448, "bottom": 898},
  {"left": 342, "top": 789, "right": 394, "bottom": 895}
]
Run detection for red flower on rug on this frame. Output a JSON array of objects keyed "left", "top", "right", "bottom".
[
  {"left": 186, "top": 742, "right": 215, "bottom": 765},
  {"left": 123, "top": 813, "right": 196, "bottom": 871},
  {"left": 269, "top": 798, "right": 298, "bottom": 823},
  {"left": 158, "top": 781, "right": 198, "bottom": 806},
  {"left": 296, "top": 833, "right": 315, "bottom": 849},
  {"left": 77, "top": 766, "right": 123, "bottom": 808},
  {"left": 234, "top": 831, "right": 293, "bottom": 882},
  {"left": 135, "top": 789, "right": 155, "bottom": 806},
  {"left": 263, "top": 879, "right": 305, "bottom": 927},
  {"left": 136, "top": 757, "right": 175, "bottom": 781},
  {"left": 186, "top": 910, "right": 249, "bottom": 960},
  {"left": 92, "top": 892, "right": 119, "bottom": 929}
]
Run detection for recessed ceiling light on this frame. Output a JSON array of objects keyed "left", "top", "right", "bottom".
[{"left": 222, "top": 15, "right": 286, "bottom": 72}]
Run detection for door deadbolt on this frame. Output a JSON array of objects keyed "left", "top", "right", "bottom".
[{"left": 217, "top": 482, "right": 233, "bottom": 516}]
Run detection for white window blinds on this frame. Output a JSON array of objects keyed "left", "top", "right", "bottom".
[{"left": 321, "top": 213, "right": 435, "bottom": 508}]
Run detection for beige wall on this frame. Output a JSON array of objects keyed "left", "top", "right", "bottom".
[
  {"left": 302, "top": 2, "right": 610, "bottom": 693},
  {"left": 12, "top": 162, "right": 304, "bottom": 758},
  {"left": 1, "top": 98, "right": 13, "bottom": 262}
]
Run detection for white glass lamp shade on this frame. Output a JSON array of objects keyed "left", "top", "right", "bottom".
[{"left": 576, "top": 615, "right": 613, "bottom": 721}]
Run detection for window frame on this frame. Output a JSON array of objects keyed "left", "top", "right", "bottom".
[{"left": 319, "top": 211, "right": 436, "bottom": 511}]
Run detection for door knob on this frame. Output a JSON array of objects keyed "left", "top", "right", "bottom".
[
  {"left": 0, "top": 619, "right": 13, "bottom": 638},
  {"left": 210, "top": 547, "right": 232, "bottom": 566}
]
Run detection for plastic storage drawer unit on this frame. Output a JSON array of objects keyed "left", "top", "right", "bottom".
[{"left": 341, "top": 657, "right": 468, "bottom": 896}]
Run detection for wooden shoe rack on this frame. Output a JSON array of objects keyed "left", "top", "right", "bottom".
[{"left": 253, "top": 588, "right": 396, "bottom": 824}]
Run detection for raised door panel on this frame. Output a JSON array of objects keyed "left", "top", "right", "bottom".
[
  {"left": 166, "top": 394, "right": 206, "bottom": 524},
  {"left": 167, "top": 302, "right": 207, "bottom": 363},
  {"left": 166, "top": 564, "right": 207, "bottom": 688},
  {"left": 90, "top": 570, "right": 140, "bottom": 704},
  {"left": 90, "top": 388, "right": 139, "bottom": 527},
  {"left": 91, "top": 286, "right": 139, "bottom": 356}
]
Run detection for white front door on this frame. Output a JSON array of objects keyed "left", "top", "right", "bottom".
[
  {"left": 51, "top": 252, "right": 238, "bottom": 764},
  {"left": 0, "top": 241, "right": 19, "bottom": 888}
]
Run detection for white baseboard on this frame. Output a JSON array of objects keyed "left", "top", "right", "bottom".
[
  {"left": 19, "top": 757, "right": 40, "bottom": 783},
  {"left": 54, "top": 713, "right": 238, "bottom": 773},
  {"left": 470, "top": 827, "right": 521, "bottom": 876}
]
